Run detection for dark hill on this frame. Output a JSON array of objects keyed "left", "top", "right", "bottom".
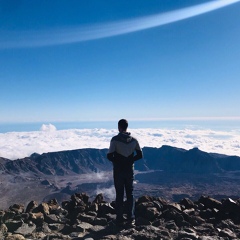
[
  {"left": 0, "top": 146, "right": 240, "bottom": 175},
  {"left": 141, "top": 146, "right": 228, "bottom": 173},
  {"left": 2, "top": 148, "right": 111, "bottom": 175}
]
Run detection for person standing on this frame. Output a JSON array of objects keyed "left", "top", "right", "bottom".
[{"left": 107, "top": 119, "right": 143, "bottom": 226}]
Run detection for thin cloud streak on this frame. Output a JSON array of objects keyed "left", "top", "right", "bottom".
[{"left": 1, "top": 0, "right": 240, "bottom": 49}]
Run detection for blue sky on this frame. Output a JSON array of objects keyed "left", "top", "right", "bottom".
[{"left": 0, "top": 0, "right": 240, "bottom": 123}]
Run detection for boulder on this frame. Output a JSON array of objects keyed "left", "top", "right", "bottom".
[
  {"left": 161, "top": 208, "right": 184, "bottom": 227},
  {"left": 14, "top": 223, "right": 36, "bottom": 236},
  {"left": 137, "top": 195, "right": 155, "bottom": 204},
  {"left": 76, "top": 222, "right": 93, "bottom": 233},
  {"left": 93, "top": 217, "right": 108, "bottom": 226},
  {"left": 2, "top": 211, "right": 16, "bottom": 222},
  {"left": 4, "top": 220, "right": 23, "bottom": 233},
  {"left": 78, "top": 213, "right": 95, "bottom": 223},
  {"left": 9, "top": 204, "right": 24, "bottom": 215},
  {"left": 92, "top": 193, "right": 104, "bottom": 204},
  {"left": 136, "top": 202, "right": 159, "bottom": 220},
  {"left": 180, "top": 198, "right": 196, "bottom": 209},
  {"left": 0, "top": 223, "right": 8, "bottom": 239},
  {"left": 219, "top": 228, "right": 237, "bottom": 239},
  {"left": 97, "top": 203, "right": 115, "bottom": 217},
  {"left": 29, "top": 212, "right": 44, "bottom": 225},
  {"left": 25, "top": 201, "right": 38, "bottom": 213},
  {"left": 198, "top": 196, "right": 222, "bottom": 210},
  {"left": 34, "top": 202, "right": 50, "bottom": 215},
  {"left": 0, "top": 210, "right": 5, "bottom": 222},
  {"left": 48, "top": 223, "right": 64, "bottom": 231},
  {"left": 222, "top": 198, "right": 239, "bottom": 211},
  {"left": 44, "top": 214, "right": 60, "bottom": 224},
  {"left": 47, "top": 199, "right": 61, "bottom": 214},
  {"left": 5, "top": 234, "right": 26, "bottom": 240},
  {"left": 177, "top": 229, "right": 198, "bottom": 240}
]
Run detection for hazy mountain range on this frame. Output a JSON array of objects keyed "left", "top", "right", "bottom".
[
  {"left": 0, "top": 146, "right": 239, "bottom": 175},
  {"left": 1, "top": 145, "right": 240, "bottom": 209}
]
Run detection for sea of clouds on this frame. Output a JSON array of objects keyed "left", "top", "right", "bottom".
[{"left": 0, "top": 124, "right": 239, "bottom": 160}]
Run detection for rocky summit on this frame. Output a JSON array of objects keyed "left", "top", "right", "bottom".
[{"left": 1, "top": 193, "right": 240, "bottom": 240}]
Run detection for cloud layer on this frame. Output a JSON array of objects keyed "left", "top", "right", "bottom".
[
  {"left": 0, "top": 124, "right": 239, "bottom": 160},
  {"left": 1, "top": 0, "right": 240, "bottom": 49}
]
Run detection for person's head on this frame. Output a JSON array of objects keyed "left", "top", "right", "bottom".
[{"left": 118, "top": 119, "right": 128, "bottom": 132}]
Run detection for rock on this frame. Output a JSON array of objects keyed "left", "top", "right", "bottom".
[
  {"left": 220, "top": 198, "right": 240, "bottom": 221},
  {"left": 42, "top": 232, "right": 71, "bottom": 239},
  {"left": 136, "top": 216, "right": 151, "bottom": 226},
  {"left": 136, "top": 202, "right": 159, "bottom": 221},
  {"left": 219, "top": 228, "right": 237, "bottom": 239},
  {"left": 4, "top": 220, "right": 23, "bottom": 232},
  {"left": 137, "top": 195, "right": 155, "bottom": 204},
  {"left": 29, "top": 212, "right": 44, "bottom": 225},
  {"left": 60, "top": 224, "right": 73, "bottom": 235},
  {"left": 198, "top": 196, "right": 222, "bottom": 210},
  {"left": 198, "top": 237, "right": 219, "bottom": 240},
  {"left": 104, "top": 213, "right": 116, "bottom": 222},
  {"left": 44, "top": 214, "right": 60, "bottom": 224},
  {"left": 35, "top": 202, "right": 50, "bottom": 215},
  {"left": 152, "top": 200, "right": 164, "bottom": 212},
  {"left": 2, "top": 194, "right": 240, "bottom": 240},
  {"left": 78, "top": 213, "right": 95, "bottom": 223},
  {"left": 47, "top": 199, "right": 61, "bottom": 214},
  {"left": 71, "top": 193, "right": 86, "bottom": 205},
  {"left": 76, "top": 222, "right": 93, "bottom": 232},
  {"left": 9, "top": 204, "right": 24, "bottom": 215},
  {"left": 31, "top": 232, "right": 47, "bottom": 239},
  {"left": 16, "top": 213, "right": 29, "bottom": 222},
  {"left": 89, "top": 225, "right": 106, "bottom": 233},
  {"left": 180, "top": 198, "right": 195, "bottom": 209},
  {"left": 0, "top": 210, "right": 5, "bottom": 222},
  {"left": 0, "top": 223, "right": 8, "bottom": 239},
  {"left": 97, "top": 203, "right": 115, "bottom": 217},
  {"left": 88, "top": 203, "right": 98, "bottom": 213},
  {"left": 161, "top": 208, "right": 185, "bottom": 227},
  {"left": 39, "top": 222, "right": 52, "bottom": 233},
  {"left": 87, "top": 210, "right": 98, "bottom": 217},
  {"left": 25, "top": 201, "right": 38, "bottom": 213},
  {"left": 5, "top": 234, "right": 26, "bottom": 240},
  {"left": 93, "top": 217, "right": 108, "bottom": 226},
  {"left": 3, "top": 211, "right": 16, "bottom": 222},
  {"left": 164, "top": 220, "right": 178, "bottom": 231},
  {"left": 177, "top": 229, "right": 198, "bottom": 240},
  {"left": 48, "top": 223, "right": 64, "bottom": 231},
  {"left": 132, "top": 225, "right": 172, "bottom": 240},
  {"left": 168, "top": 202, "right": 182, "bottom": 212},
  {"left": 93, "top": 193, "right": 104, "bottom": 204},
  {"left": 14, "top": 222, "right": 36, "bottom": 236},
  {"left": 199, "top": 209, "right": 214, "bottom": 219},
  {"left": 144, "top": 207, "right": 159, "bottom": 221},
  {"left": 186, "top": 215, "right": 205, "bottom": 226}
]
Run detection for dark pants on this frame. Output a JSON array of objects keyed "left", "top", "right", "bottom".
[{"left": 113, "top": 169, "right": 135, "bottom": 221}]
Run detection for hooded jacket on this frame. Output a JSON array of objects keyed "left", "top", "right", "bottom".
[{"left": 107, "top": 132, "right": 143, "bottom": 171}]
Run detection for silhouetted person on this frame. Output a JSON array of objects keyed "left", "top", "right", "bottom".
[{"left": 107, "top": 119, "right": 143, "bottom": 226}]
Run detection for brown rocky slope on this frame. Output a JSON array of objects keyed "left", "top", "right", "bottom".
[{"left": 1, "top": 192, "right": 240, "bottom": 240}]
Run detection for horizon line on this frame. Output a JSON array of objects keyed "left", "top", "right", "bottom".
[{"left": 0, "top": 116, "right": 240, "bottom": 124}]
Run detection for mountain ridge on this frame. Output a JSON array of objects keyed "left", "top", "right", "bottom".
[{"left": 1, "top": 146, "right": 240, "bottom": 176}]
